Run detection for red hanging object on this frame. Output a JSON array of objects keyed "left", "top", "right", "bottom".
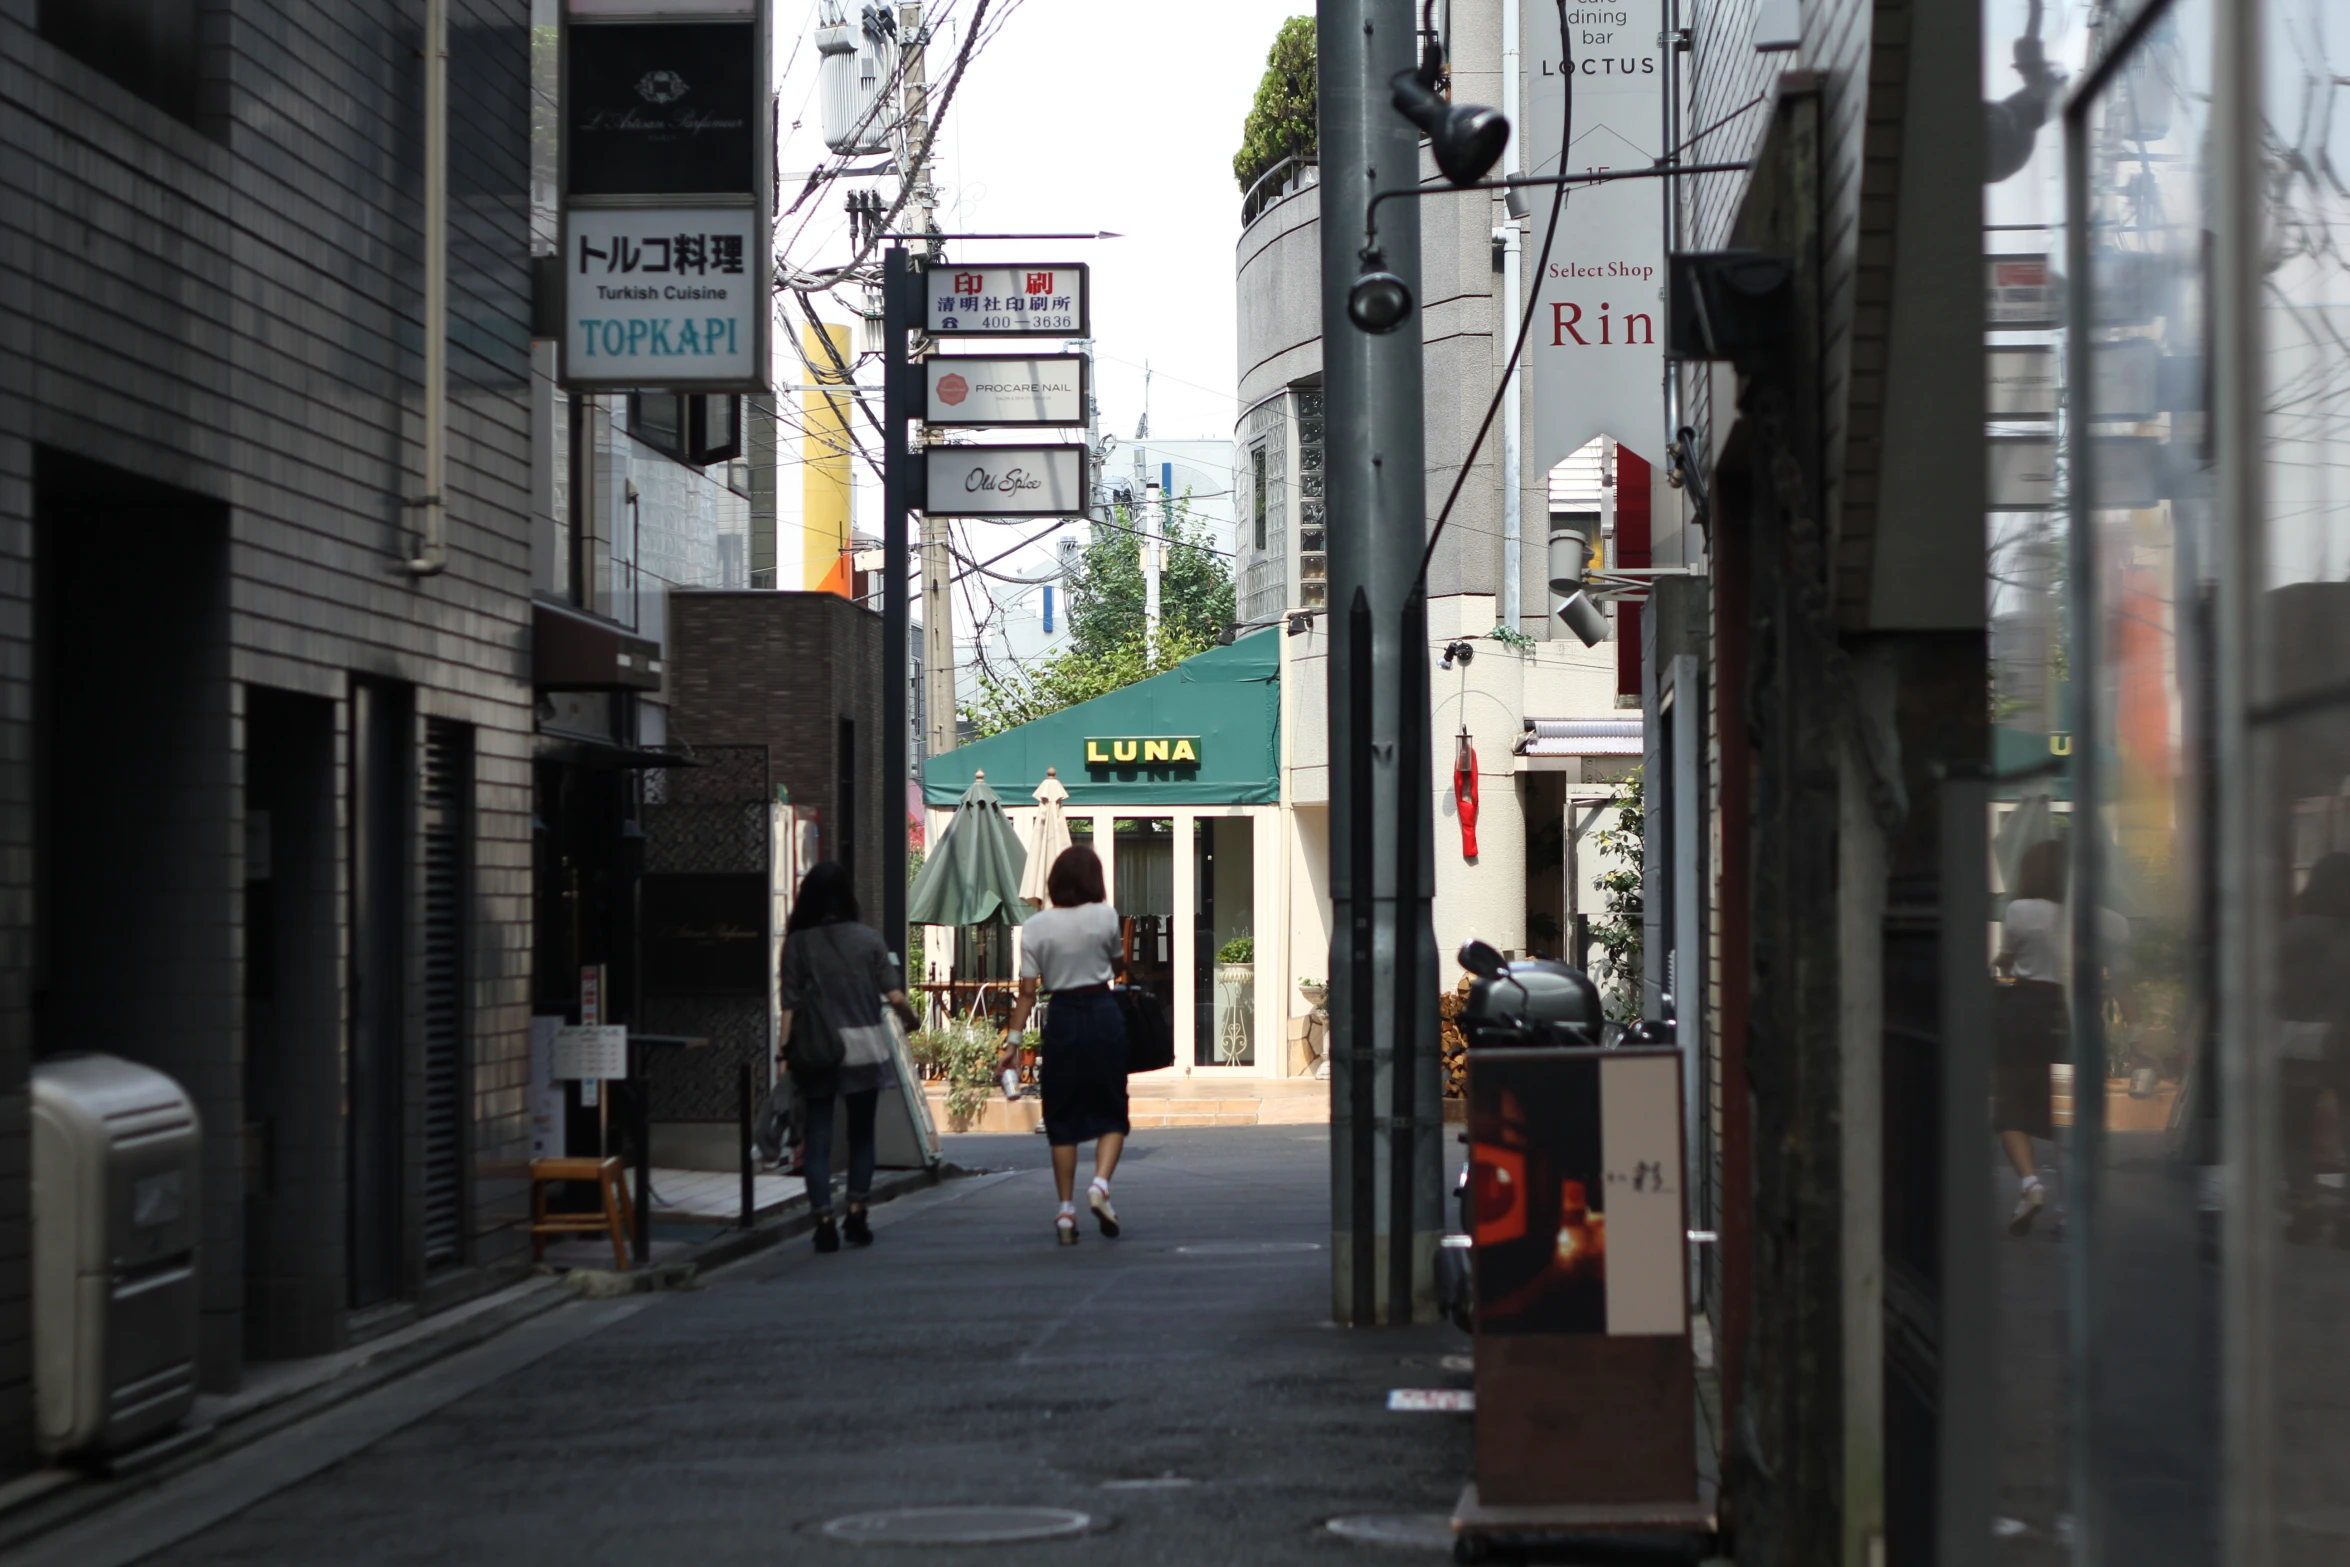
[{"left": 1454, "top": 733, "right": 1480, "bottom": 860}]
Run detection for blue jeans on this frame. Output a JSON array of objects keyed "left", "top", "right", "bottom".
[{"left": 801, "top": 1088, "right": 879, "bottom": 1216}]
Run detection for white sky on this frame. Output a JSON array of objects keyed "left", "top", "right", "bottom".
[{"left": 771, "top": 0, "right": 1304, "bottom": 594}]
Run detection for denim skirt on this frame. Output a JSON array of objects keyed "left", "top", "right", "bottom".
[{"left": 1039, "top": 991, "right": 1130, "bottom": 1146}]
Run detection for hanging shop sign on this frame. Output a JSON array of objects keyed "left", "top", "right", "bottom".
[
  {"left": 567, "top": 21, "right": 759, "bottom": 195},
  {"left": 925, "top": 355, "right": 1088, "bottom": 426},
  {"left": 562, "top": 206, "right": 762, "bottom": 387},
  {"left": 1524, "top": 1, "right": 1668, "bottom": 473},
  {"left": 923, "top": 264, "right": 1090, "bottom": 336},
  {"left": 924, "top": 444, "right": 1088, "bottom": 516},
  {"left": 560, "top": 2, "right": 770, "bottom": 391},
  {"left": 1987, "top": 345, "right": 2059, "bottom": 418},
  {"left": 1987, "top": 253, "right": 2059, "bottom": 330}
]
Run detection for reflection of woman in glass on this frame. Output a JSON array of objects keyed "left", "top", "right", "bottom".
[
  {"left": 1996, "top": 840, "right": 2070, "bottom": 1235},
  {"left": 2277, "top": 853, "right": 2350, "bottom": 1244}
]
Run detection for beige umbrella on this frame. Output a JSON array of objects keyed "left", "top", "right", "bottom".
[{"left": 1019, "top": 767, "right": 1074, "bottom": 908}]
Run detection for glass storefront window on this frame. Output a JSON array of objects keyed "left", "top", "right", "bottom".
[
  {"left": 1192, "top": 817, "right": 1257, "bottom": 1065},
  {"left": 2257, "top": 4, "right": 2350, "bottom": 1552},
  {"left": 1113, "top": 817, "right": 1176, "bottom": 1031},
  {"left": 2076, "top": 3, "right": 2222, "bottom": 1556}
]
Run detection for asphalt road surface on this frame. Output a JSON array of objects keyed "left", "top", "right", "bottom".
[{"left": 59, "top": 1127, "right": 1474, "bottom": 1566}]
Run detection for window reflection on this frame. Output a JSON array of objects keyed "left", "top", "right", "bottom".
[
  {"left": 2258, "top": 3, "right": 2350, "bottom": 1554},
  {"left": 2078, "top": 0, "right": 2223, "bottom": 1556}
]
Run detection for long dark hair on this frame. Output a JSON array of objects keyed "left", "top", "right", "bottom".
[{"left": 787, "top": 860, "right": 860, "bottom": 933}]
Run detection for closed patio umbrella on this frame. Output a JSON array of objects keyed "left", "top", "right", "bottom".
[
  {"left": 908, "top": 770, "right": 1031, "bottom": 929},
  {"left": 1019, "top": 767, "right": 1073, "bottom": 908}
]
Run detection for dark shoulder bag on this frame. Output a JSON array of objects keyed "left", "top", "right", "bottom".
[
  {"left": 784, "top": 928, "right": 849, "bottom": 1084},
  {"left": 1116, "top": 984, "right": 1174, "bottom": 1074}
]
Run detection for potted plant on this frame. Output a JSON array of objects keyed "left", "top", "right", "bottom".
[
  {"left": 1296, "top": 974, "right": 1327, "bottom": 1008},
  {"left": 913, "top": 1016, "right": 1005, "bottom": 1132},
  {"left": 1213, "top": 937, "right": 1257, "bottom": 1065}
]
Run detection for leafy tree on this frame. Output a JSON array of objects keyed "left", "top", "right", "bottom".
[
  {"left": 1233, "top": 17, "right": 1316, "bottom": 195},
  {"left": 1586, "top": 767, "right": 1645, "bottom": 1023},
  {"left": 961, "top": 502, "right": 1233, "bottom": 739},
  {"left": 1065, "top": 504, "right": 1234, "bottom": 660}
]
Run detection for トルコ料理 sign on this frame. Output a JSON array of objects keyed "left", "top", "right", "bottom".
[{"left": 564, "top": 206, "right": 760, "bottom": 386}]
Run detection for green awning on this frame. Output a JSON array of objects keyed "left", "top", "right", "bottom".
[{"left": 924, "top": 631, "right": 1280, "bottom": 807}]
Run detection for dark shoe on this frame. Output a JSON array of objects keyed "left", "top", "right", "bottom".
[
  {"left": 843, "top": 1208, "right": 873, "bottom": 1246},
  {"left": 813, "top": 1217, "right": 840, "bottom": 1253}
]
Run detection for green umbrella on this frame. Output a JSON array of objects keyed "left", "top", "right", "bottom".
[{"left": 908, "top": 770, "right": 1031, "bottom": 928}]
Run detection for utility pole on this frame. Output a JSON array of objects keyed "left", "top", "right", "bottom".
[
  {"left": 882, "top": 247, "right": 919, "bottom": 967},
  {"left": 901, "top": 1, "right": 957, "bottom": 763},
  {"left": 1322, "top": 0, "right": 1439, "bottom": 1325},
  {"left": 1141, "top": 463, "right": 1162, "bottom": 661}
]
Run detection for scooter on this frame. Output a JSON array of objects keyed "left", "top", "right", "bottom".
[{"left": 1436, "top": 940, "right": 1610, "bottom": 1334}]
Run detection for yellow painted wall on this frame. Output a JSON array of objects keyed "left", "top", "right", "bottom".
[{"left": 802, "top": 320, "right": 855, "bottom": 596}]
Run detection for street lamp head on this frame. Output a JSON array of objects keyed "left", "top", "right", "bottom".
[
  {"left": 1347, "top": 261, "right": 1415, "bottom": 335},
  {"left": 1391, "top": 70, "right": 1510, "bottom": 187},
  {"left": 1557, "top": 589, "right": 1609, "bottom": 648}
]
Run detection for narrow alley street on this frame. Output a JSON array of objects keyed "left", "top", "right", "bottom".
[{"left": 33, "top": 1130, "right": 1473, "bottom": 1567}]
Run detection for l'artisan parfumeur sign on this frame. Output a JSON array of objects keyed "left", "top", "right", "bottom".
[{"left": 1084, "top": 737, "right": 1201, "bottom": 767}]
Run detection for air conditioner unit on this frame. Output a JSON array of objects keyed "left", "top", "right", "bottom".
[{"left": 32, "top": 1053, "right": 202, "bottom": 1458}]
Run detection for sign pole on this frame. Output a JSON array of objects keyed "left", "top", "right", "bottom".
[{"left": 882, "top": 244, "right": 919, "bottom": 968}]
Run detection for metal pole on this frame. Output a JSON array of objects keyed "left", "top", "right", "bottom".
[
  {"left": 1937, "top": 764, "right": 1994, "bottom": 1567},
  {"left": 882, "top": 245, "right": 919, "bottom": 967},
  {"left": 634, "top": 1077, "right": 652, "bottom": 1265},
  {"left": 738, "top": 1061, "right": 755, "bottom": 1229},
  {"left": 1498, "top": 0, "right": 1523, "bottom": 631},
  {"left": 1321, "top": 0, "right": 1436, "bottom": 1326},
  {"left": 407, "top": 0, "right": 448, "bottom": 577}
]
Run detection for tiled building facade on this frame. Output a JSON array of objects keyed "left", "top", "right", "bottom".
[{"left": 1, "top": 0, "right": 541, "bottom": 1468}]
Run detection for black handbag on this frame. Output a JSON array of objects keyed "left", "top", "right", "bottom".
[
  {"left": 782, "top": 930, "right": 848, "bottom": 1082},
  {"left": 1116, "top": 983, "right": 1174, "bottom": 1074}
]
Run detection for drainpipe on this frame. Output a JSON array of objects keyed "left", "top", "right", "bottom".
[
  {"left": 1498, "top": 0, "right": 1523, "bottom": 630},
  {"left": 408, "top": 0, "right": 450, "bottom": 577}
]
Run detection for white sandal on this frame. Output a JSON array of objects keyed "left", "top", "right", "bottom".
[
  {"left": 1088, "top": 1180, "right": 1120, "bottom": 1238},
  {"left": 1055, "top": 1211, "right": 1079, "bottom": 1246}
]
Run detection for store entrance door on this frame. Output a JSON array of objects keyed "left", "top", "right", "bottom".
[
  {"left": 1112, "top": 818, "right": 1175, "bottom": 1051},
  {"left": 1192, "top": 817, "right": 1257, "bottom": 1065}
]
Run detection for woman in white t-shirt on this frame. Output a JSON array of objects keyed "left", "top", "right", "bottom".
[
  {"left": 1004, "top": 846, "right": 1130, "bottom": 1245},
  {"left": 1995, "top": 839, "right": 2070, "bottom": 1235}
]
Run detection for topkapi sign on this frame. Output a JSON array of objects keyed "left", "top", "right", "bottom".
[
  {"left": 559, "top": 2, "right": 770, "bottom": 391},
  {"left": 1525, "top": 2, "right": 1667, "bottom": 473}
]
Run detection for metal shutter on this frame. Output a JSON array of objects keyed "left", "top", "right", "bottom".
[{"left": 420, "top": 719, "right": 471, "bottom": 1268}]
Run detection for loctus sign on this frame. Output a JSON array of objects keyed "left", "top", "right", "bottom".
[
  {"left": 563, "top": 206, "right": 759, "bottom": 386},
  {"left": 923, "top": 355, "right": 1087, "bottom": 426},
  {"left": 922, "top": 445, "right": 1087, "bottom": 516}
]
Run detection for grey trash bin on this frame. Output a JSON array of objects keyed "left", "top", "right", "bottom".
[{"left": 32, "top": 1052, "right": 202, "bottom": 1458}]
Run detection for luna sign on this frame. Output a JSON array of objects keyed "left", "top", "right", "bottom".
[{"left": 923, "top": 445, "right": 1088, "bottom": 517}]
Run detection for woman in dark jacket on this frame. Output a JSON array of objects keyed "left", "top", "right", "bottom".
[{"left": 778, "top": 862, "right": 919, "bottom": 1253}]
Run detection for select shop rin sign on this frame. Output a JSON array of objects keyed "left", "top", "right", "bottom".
[{"left": 564, "top": 207, "right": 759, "bottom": 387}]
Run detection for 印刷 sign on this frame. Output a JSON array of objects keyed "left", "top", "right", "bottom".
[{"left": 924, "top": 263, "right": 1090, "bottom": 336}]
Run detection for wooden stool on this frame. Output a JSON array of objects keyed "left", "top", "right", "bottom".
[{"left": 529, "top": 1156, "right": 634, "bottom": 1270}]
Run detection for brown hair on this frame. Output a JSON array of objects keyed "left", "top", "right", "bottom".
[
  {"left": 1046, "top": 845, "right": 1107, "bottom": 907},
  {"left": 2014, "top": 838, "right": 2068, "bottom": 904}
]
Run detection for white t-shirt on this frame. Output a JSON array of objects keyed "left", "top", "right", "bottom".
[
  {"left": 1019, "top": 902, "right": 1120, "bottom": 992},
  {"left": 2002, "top": 897, "right": 2064, "bottom": 982}
]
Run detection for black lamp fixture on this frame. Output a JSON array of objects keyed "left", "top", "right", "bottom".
[
  {"left": 1390, "top": 66, "right": 1509, "bottom": 188},
  {"left": 1439, "top": 639, "right": 1477, "bottom": 671},
  {"left": 1347, "top": 16, "right": 1509, "bottom": 336}
]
